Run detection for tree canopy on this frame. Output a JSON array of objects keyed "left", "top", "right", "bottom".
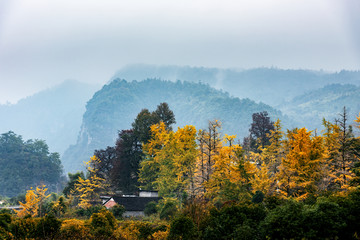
[{"left": 0, "top": 131, "right": 63, "bottom": 197}]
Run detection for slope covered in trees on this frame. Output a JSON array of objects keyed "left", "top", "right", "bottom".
[
  {"left": 0, "top": 80, "right": 99, "bottom": 154},
  {"left": 113, "top": 64, "right": 360, "bottom": 106},
  {"left": 279, "top": 84, "right": 360, "bottom": 132},
  {"left": 62, "top": 79, "right": 286, "bottom": 173}
]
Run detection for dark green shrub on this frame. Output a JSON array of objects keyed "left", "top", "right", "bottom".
[
  {"left": 144, "top": 201, "right": 157, "bottom": 216},
  {"left": 90, "top": 209, "right": 116, "bottom": 238},
  {"left": 302, "top": 198, "right": 345, "bottom": 239},
  {"left": 10, "top": 216, "right": 37, "bottom": 239},
  {"left": 160, "top": 201, "right": 177, "bottom": 220},
  {"left": 0, "top": 214, "right": 11, "bottom": 232},
  {"left": 252, "top": 190, "right": 264, "bottom": 203},
  {"left": 110, "top": 204, "right": 125, "bottom": 219},
  {"left": 168, "top": 215, "right": 196, "bottom": 240},
  {"left": 261, "top": 199, "right": 305, "bottom": 240},
  {"left": 0, "top": 226, "right": 13, "bottom": 240},
  {"left": 200, "top": 203, "right": 265, "bottom": 240},
  {"left": 75, "top": 205, "right": 105, "bottom": 218},
  {"left": 36, "top": 214, "right": 62, "bottom": 239}
]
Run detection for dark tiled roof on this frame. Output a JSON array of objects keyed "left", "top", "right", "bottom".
[{"left": 112, "top": 196, "right": 161, "bottom": 211}]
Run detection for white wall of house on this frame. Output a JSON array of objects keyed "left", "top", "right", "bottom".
[
  {"left": 139, "top": 191, "right": 158, "bottom": 197},
  {"left": 124, "top": 211, "right": 144, "bottom": 217}
]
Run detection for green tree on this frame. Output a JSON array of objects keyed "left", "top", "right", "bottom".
[
  {"left": 0, "top": 131, "right": 63, "bottom": 197},
  {"left": 62, "top": 172, "right": 85, "bottom": 197}
]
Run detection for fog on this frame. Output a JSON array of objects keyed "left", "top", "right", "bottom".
[{"left": 0, "top": 0, "right": 359, "bottom": 104}]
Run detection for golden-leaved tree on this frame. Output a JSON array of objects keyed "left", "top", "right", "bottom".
[
  {"left": 277, "top": 128, "right": 324, "bottom": 200},
  {"left": 139, "top": 122, "right": 197, "bottom": 204},
  {"left": 322, "top": 108, "right": 359, "bottom": 191},
  {"left": 205, "top": 134, "right": 256, "bottom": 203},
  {"left": 15, "top": 184, "right": 50, "bottom": 217},
  {"left": 195, "top": 120, "right": 222, "bottom": 197},
  {"left": 73, "top": 156, "right": 107, "bottom": 208},
  {"left": 252, "top": 119, "right": 284, "bottom": 196}
]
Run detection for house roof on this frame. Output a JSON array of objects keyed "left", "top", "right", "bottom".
[{"left": 111, "top": 196, "right": 161, "bottom": 211}]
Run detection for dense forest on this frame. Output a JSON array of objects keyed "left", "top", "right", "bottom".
[
  {"left": 0, "top": 102, "right": 360, "bottom": 239},
  {"left": 62, "top": 79, "right": 286, "bottom": 173}
]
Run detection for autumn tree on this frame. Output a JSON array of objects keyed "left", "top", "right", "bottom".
[
  {"left": 322, "top": 108, "right": 359, "bottom": 191},
  {"left": 63, "top": 172, "right": 85, "bottom": 197},
  {"left": 277, "top": 128, "right": 324, "bottom": 200},
  {"left": 205, "top": 134, "right": 255, "bottom": 203},
  {"left": 73, "top": 156, "right": 107, "bottom": 209},
  {"left": 139, "top": 122, "right": 197, "bottom": 204},
  {"left": 195, "top": 120, "right": 222, "bottom": 197},
  {"left": 15, "top": 184, "right": 50, "bottom": 218},
  {"left": 92, "top": 102, "right": 176, "bottom": 194}
]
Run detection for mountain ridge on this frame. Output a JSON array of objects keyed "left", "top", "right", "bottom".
[{"left": 62, "top": 78, "right": 289, "bottom": 173}]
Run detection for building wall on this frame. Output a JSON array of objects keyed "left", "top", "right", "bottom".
[
  {"left": 139, "top": 191, "right": 158, "bottom": 197},
  {"left": 124, "top": 211, "right": 144, "bottom": 217}
]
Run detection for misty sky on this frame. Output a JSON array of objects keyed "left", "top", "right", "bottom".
[{"left": 0, "top": 0, "right": 359, "bottom": 104}]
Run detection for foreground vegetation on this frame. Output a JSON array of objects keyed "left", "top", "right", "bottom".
[
  {"left": 1, "top": 103, "right": 360, "bottom": 239},
  {"left": 1, "top": 189, "right": 360, "bottom": 239}
]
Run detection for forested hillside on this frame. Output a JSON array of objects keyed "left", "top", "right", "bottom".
[
  {"left": 62, "top": 79, "right": 287, "bottom": 173},
  {"left": 279, "top": 84, "right": 360, "bottom": 132},
  {"left": 0, "top": 80, "right": 99, "bottom": 154},
  {"left": 114, "top": 64, "right": 360, "bottom": 106}
]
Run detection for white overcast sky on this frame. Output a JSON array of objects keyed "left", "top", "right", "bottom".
[{"left": 0, "top": 0, "right": 359, "bottom": 104}]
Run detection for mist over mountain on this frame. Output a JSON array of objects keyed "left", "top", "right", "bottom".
[
  {"left": 62, "top": 78, "right": 288, "bottom": 173},
  {"left": 279, "top": 84, "right": 360, "bottom": 132},
  {"left": 114, "top": 64, "right": 360, "bottom": 106},
  {"left": 1, "top": 65, "right": 359, "bottom": 174},
  {"left": 0, "top": 80, "right": 100, "bottom": 154}
]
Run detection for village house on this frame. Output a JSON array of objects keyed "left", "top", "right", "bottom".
[{"left": 102, "top": 191, "right": 161, "bottom": 217}]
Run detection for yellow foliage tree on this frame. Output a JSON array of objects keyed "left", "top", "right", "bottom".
[
  {"left": 355, "top": 113, "right": 360, "bottom": 130},
  {"left": 255, "top": 119, "right": 284, "bottom": 195},
  {"left": 277, "top": 128, "right": 324, "bottom": 200},
  {"left": 322, "top": 109, "right": 359, "bottom": 192},
  {"left": 194, "top": 120, "right": 222, "bottom": 197},
  {"left": 15, "top": 184, "right": 50, "bottom": 218},
  {"left": 251, "top": 161, "right": 273, "bottom": 196},
  {"left": 73, "top": 156, "right": 107, "bottom": 208},
  {"left": 139, "top": 122, "right": 197, "bottom": 204},
  {"left": 204, "top": 134, "right": 256, "bottom": 203}
]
